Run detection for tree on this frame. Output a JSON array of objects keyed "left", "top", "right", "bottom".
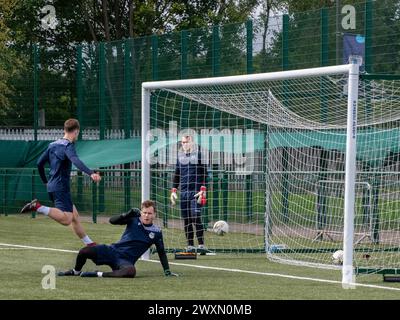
[
  {"left": 0, "top": 0, "right": 23, "bottom": 120},
  {"left": 2, "top": 0, "right": 263, "bottom": 128}
]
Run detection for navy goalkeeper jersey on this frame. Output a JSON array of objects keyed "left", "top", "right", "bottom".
[
  {"left": 37, "top": 138, "right": 93, "bottom": 192},
  {"left": 172, "top": 149, "right": 208, "bottom": 193},
  {"left": 111, "top": 217, "right": 166, "bottom": 264}
]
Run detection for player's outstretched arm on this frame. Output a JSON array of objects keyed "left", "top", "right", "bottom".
[
  {"left": 109, "top": 208, "right": 141, "bottom": 225},
  {"left": 65, "top": 143, "right": 94, "bottom": 176},
  {"left": 37, "top": 149, "right": 49, "bottom": 184},
  {"left": 155, "top": 233, "right": 179, "bottom": 277}
]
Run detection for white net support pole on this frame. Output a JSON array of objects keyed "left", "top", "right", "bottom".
[
  {"left": 342, "top": 59, "right": 360, "bottom": 289},
  {"left": 141, "top": 86, "right": 151, "bottom": 261},
  {"left": 142, "top": 86, "right": 151, "bottom": 201}
]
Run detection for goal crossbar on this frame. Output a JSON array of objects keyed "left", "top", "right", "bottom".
[{"left": 142, "top": 64, "right": 352, "bottom": 90}]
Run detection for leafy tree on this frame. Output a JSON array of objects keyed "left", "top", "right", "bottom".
[{"left": 2, "top": 0, "right": 262, "bottom": 128}]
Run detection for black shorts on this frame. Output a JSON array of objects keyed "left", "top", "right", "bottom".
[
  {"left": 48, "top": 191, "right": 73, "bottom": 213},
  {"left": 93, "top": 245, "right": 133, "bottom": 271}
]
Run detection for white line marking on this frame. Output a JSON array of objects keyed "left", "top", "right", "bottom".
[
  {"left": 0, "top": 243, "right": 78, "bottom": 254},
  {"left": 1, "top": 242, "right": 399, "bottom": 292},
  {"left": 145, "top": 260, "right": 400, "bottom": 292}
]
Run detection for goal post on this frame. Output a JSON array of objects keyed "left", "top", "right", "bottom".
[
  {"left": 342, "top": 59, "right": 360, "bottom": 288},
  {"left": 141, "top": 61, "right": 361, "bottom": 288}
]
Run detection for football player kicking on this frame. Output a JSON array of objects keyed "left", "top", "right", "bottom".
[
  {"left": 20, "top": 119, "right": 101, "bottom": 246},
  {"left": 58, "top": 200, "right": 178, "bottom": 278}
]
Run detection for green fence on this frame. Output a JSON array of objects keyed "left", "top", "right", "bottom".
[
  {"left": 3, "top": 0, "right": 400, "bottom": 135},
  {"left": 0, "top": 168, "right": 141, "bottom": 222},
  {"left": 0, "top": 168, "right": 265, "bottom": 226}
]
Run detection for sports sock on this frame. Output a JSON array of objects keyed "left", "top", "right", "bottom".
[
  {"left": 36, "top": 205, "right": 50, "bottom": 216},
  {"left": 81, "top": 235, "right": 93, "bottom": 245},
  {"left": 72, "top": 269, "right": 81, "bottom": 275}
]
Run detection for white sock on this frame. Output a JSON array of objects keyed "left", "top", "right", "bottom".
[
  {"left": 81, "top": 235, "right": 93, "bottom": 245},
  {"left": 97, "top": 272, "right": 103, "bottom": 277},
  {"left": 73, "top": 269, "right": 81, "bottom": 275},
  {"left": 36, "top": 206, "right": 50, "bottom": 216}
]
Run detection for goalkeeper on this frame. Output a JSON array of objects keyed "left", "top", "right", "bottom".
[
  {"left": 170, "top": 135, "right": 208, "bottom": 251},
  {"left": 58, "top": 200, "right": 178, "bottom": 278}
]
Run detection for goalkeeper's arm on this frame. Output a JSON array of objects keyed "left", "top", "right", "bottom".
[
  {"left": 109, "top": 208, "right": 141, "bottom": 225},
  {"left": 155, "top": 233, "right": 179, "bottom": 277},
  {"left": 172, "top": 163, "right": 180, "bottom": 190}
]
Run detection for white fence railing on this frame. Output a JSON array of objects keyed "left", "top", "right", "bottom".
[{"left": 0, "top": 128, "right": 141, "bottom": 141}]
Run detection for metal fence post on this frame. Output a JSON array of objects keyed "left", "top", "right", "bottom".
[
  {"left": 33, "top": 44, "right": 39, "bottom": 141},
  {"left": 92, "top": 180, "right": 98, "bottom": 223},
  {"left": 212, "top": 25, "right": 220, "bottom": 76},
  {"left": 99, "top": 42, "right": 106, "bottom": 140},
  {"left": 365, "top": 0, "right": 373, "bottom": 74},
  {"left": 76, "top": 45, "right": 83, "bottom": 140},
  {"left": 31, "top": 169, "right": 36, "bottom": 219},
  {"left": 181, "top": 30, "right": 188, "bottom": 79},
  {"left": 246, "top": 20, "right": 253, "bottom": 74},
  {"left": 282, "top": 14, "right": 289, "bottom": 71},
  {"left": 320, "top": 8, "right": 329, "bottom": 123}
]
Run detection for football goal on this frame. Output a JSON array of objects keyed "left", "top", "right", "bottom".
[{"left": 141, "top": 58, "right": 400, "bottom": 288}]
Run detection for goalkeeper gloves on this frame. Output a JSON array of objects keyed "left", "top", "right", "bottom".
[
  {"left": 164, "top": 269, "right": 179, "bottom": 277},
  {"left": 194, "top": 186, "right": 207, "bottom": 206},
  {"left": 109, "top": 208, "right": 141, "bottom": 225},
  {"left": 170, "top": 188, "right": 178, "bottom": 206},
  {"left": 123, "top": 208, "right": 141, "bottom": 218}
]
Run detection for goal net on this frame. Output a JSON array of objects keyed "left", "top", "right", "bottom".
[{"left": 141, "top": 63, "right": 400, "bottom": 285}]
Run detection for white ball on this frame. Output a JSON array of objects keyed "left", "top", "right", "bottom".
[
  {"left": 213, "top": 220, "right": 229, "bottom": 236},
  {"left": 332, "top": 250, "right": 344, "bottom": 265}
]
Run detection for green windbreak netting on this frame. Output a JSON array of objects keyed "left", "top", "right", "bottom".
[
  {"left": 0, "top": 138, "right": 141, "bottom": 169},
  {"left": 0, "top": 141, "right": 50, "bottom": 168},
  {"left": 269, "top": 128, "right": 400, "bottom": 168},
  {"left": 2, "top": 128, "right": 400, "bottom": 170},
  {"left": 150, "top": 128, "right": 400, "bottom": 169},
  {"left": 0, "top": 138, "right": 141, "bottom": 204},
  {"left": 74, "top": 138, "right": 141, "bottom": 168}
]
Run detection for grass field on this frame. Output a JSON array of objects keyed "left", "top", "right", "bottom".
[{"left": 0, "top": 215, "right": 400, "bottom": 300}]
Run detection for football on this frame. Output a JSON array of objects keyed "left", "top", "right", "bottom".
[
  {"left": 213, "top": 220, "right": 229, "bottom": 236},
  {"left": 332, "top": 250, "right": 344, "bottom": 265}
]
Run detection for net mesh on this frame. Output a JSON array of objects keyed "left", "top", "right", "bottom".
[{"left": 147, "top": 70, "right": 400, "bottom": 273}]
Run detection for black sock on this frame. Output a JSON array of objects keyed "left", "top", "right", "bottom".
[
  {"left": 75, "top": 246, "right": 97, "bottom": 271},
  {"left": 184, "top": 217, "right": 194, "bottom": 246},
  {"left": 195, "top": 216, "right": 204, "bottom": 245},
  {"left": 102, "top": 266, "right": 136, "bottom": 278}
]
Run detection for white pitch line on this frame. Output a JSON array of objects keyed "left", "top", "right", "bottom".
[
  {"left": 1, "top": 242, "right": 399, "bottom": 292},
  {"left": 145, "top": 260, "right": 400, "bottom": 292},
  {"left": 0, "top": 243, "right": 78, "bottom": 254}
]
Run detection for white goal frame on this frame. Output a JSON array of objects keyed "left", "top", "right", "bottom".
[{"left": 141, "top": 61, "right": 360, "bottom": 289}]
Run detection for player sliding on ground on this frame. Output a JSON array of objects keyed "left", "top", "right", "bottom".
[
  {"left": 170, "top": 135, "right": 208, "bottom": 252},
  {"left": 20, "top": 119, "right": 101, "bottom": 246},
  {"left": 58, "top": 200, "right": 178, "bottom": 278}
]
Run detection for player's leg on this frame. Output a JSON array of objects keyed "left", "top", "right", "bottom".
[
  {"left": 58, "top": 245, "right": 98, "bottom": 276},
  {"left": 191, "top": 198, "right": 205, "bottom": 248},
  {"left": 20, "top": 197, "right": 72, "bottom": 226},
  {"left": 21, "top": 192, "right": 72, "bottom": 225},
  {"left": 181, "top": 194, "right": 195, "bottom": 250},
  {"left": 100, "top": 265, "right": 136, "bottom": 278},
  {"left": 71, "top": 205, "right": 96, "bottom": 246},
  {"left": 78, "top": 250, "right": 136, "bottom": 278}
]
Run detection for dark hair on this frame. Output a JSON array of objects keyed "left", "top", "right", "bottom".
[
  {"left": 141, "top": 200, "right": 156, "bottom": 212},
  {"left": 64, "top": 119, "right": 80, "bottom": 132}
]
